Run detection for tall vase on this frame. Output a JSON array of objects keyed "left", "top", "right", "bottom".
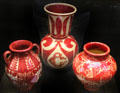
[
  {"left": 40, "top": 3, "right": 79, "bottom": 69},
  {"left": 73, "top": 42, "right": 117, "bottom": 91},
  {"left": 3, "top": 40, "right": 42, "bottom": 92}
]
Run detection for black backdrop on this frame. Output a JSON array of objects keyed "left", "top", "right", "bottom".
[{"left": 0, "top": 0, "right": 120, "bottom": 93}]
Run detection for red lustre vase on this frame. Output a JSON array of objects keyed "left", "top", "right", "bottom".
[
  {"left": 3, "top": 40, "right": 42, "bottom": 91},
  {"left": 73, "top": 42, "right": 117, "bottom": 91},
  {"left": 40, "top": 3, "right": 78, "bottom": 69}
]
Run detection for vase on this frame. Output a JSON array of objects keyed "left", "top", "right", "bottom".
[
  {"left": 3, "top": 40, "right": 42, "bottom": 91},
  {"left": 73, "top": 42, "right": 117, "bottom": 91},
  {"left": 40, "top": 3, "right": 78, "bottom": 69}
]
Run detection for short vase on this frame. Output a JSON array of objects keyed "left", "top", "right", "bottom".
[
  {"left": 73, "top": 42, "right": 117, "bottom": 91},
  {"left": 3, "top": 40, "right": 42, "bottom": 91}
]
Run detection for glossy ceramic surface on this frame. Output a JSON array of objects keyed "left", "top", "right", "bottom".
[
  {"left": 40, "top": 3, "right": 78, "bottom": 69},
  {"left": 40, "top": 34, "right": 78, "bottom": 69},
  {"left": 3, "top": 40, "right": 42, "bottom": 91},
  {"left": 73, "top": 42, "right": 117, "bottom": 91}
]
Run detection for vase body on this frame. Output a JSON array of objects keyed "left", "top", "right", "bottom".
[
  {"left": 40, "top": 3, "right": 78, "bottom": 69},
  {"left": 73, "top": 42, "right": 117, "bottom": 91},
  {"left": 3, "top": 40, "right": 42, "bottom": 91},
  {"left": 40, "top": 34, "right": 78, "bottom": 69}
]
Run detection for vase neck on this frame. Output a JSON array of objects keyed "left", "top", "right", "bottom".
[
  {"left": 84, "top": 52, "right": 109, "bottom": 61},
  {"left": 48, "top": 15, "right": 73, "bottom": 39},
  {"left": 83, "top": 42, "right": 110, "bottom": 61},
  {"left": 9, "top": 40, "right": 33, "bottom": 53},
  {"left": 44, "top": 3, "right": 77, "bottom": 39}
]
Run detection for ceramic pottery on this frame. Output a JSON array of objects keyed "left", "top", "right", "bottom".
[
  {"left": 3, "top": 40, "right": 42, "bottom": 91},
  {"left": 40, "top": 3, "right": 78, "bottom": 69},
  {"left": 73, "top": 42, "right": 117, "bottom": 91}
]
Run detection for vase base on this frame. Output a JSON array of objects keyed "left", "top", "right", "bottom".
[{"left": 84, "top": 86, "right": 99, "bottom": 92}]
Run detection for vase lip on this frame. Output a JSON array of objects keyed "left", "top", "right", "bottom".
[
  {"left": 9, "top": 40, "right": 33, "bottom": 53},
  {"left": 44, "top": 3, "right": 77, "bottom": 16},
  {"left": 83, "top": 42, "right": 110, "bottom": 57}
]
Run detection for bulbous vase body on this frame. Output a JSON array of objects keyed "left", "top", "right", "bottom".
[
  {"left": 40, "top": 34, "right": 78, "bottom": 69},
  {"left": 73, "top": 42, "right": 117, "bottom": 91},
  {"left": 3, "top": 40, "right": 42, "bottom": 91},
  {"left": 40, "top": 3, "right": 78, "bottom": 69}
]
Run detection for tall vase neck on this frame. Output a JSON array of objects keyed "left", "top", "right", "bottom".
[
  {"left": 44, "top": 3, "right": 77, "bottom": 39},
  {"left": 48, "top": 15, "right": 73, "bottom": 39}
]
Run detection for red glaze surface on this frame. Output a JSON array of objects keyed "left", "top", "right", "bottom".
[
  {"left": 73, "top": 42, "right": 117, "bottom": 91},
  {"left": 40, "top": 34, "right": 78, "bottom": 69},
  {"left": 3, "top": 40, "right": 42, "bottom": 91}
]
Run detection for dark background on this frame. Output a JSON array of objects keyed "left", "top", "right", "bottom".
[{"left": 0, "top": 0, "right": 120, "bottom": 93}]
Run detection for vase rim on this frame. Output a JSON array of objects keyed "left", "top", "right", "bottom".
[
  {"left": 44, "top": 3, "right": 77, "bottom": 16},
  {"left": 9, "top": 40, "right": 33, "bottom": 53},
  {"left": 83, "top": 42, "right": 110, "bottom": 57}
]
